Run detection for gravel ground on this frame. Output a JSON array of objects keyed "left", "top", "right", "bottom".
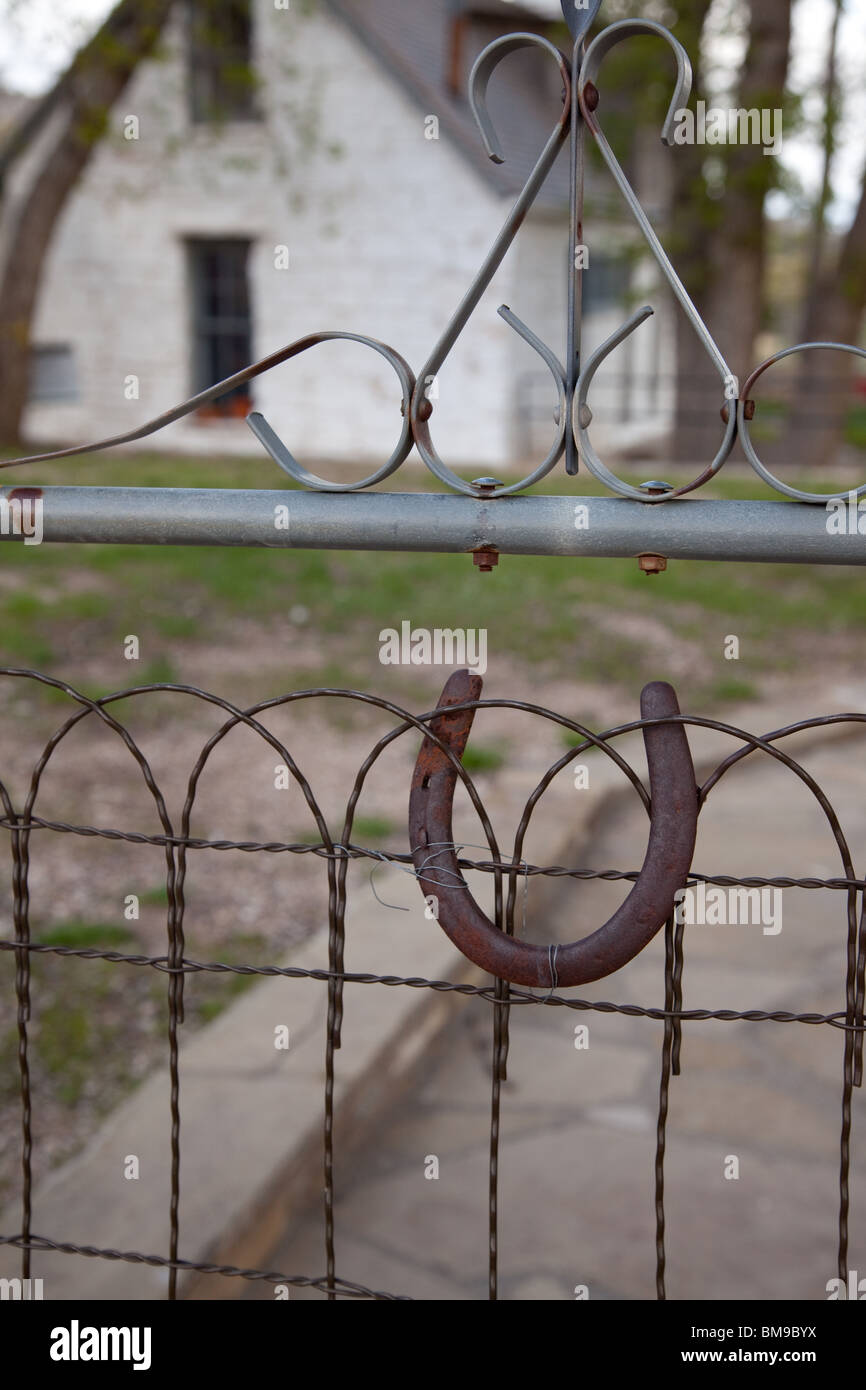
[
  {"left": 0, "top": 662, "right": 585, "bottom": 1205},
  {"left": 3, "top": 618, "right": 860, "bottom": 1212}
]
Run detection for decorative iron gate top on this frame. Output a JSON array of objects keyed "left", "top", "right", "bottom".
[{"left": 3, "top": 0, "right": 865, "bottom": 507}]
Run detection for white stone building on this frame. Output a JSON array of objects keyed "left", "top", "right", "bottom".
[{"left": 15, "top": 0, "right": 676, "bottom": 474}]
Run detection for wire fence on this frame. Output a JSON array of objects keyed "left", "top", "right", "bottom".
[{"left": 0, "top": 667, "right": 864, "bottom": 1300}]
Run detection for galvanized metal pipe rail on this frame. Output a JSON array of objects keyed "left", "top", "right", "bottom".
[{"left": 1, "top": 487, "right": 864, "bottom": 565}]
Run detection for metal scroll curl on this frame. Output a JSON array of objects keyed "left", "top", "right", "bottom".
[
  {"left": 737, "top": 344, "right": 866, "bottom": 504},
  {"left": 3, "top": 2, "right": 864, "bottom": 504},
  {"left": 0, "top": 330, "right": 417, "bottom": 488},
  {"left": 408, "top": 31, "right": 572, "bottom": 499},
  {"left": 573, "top": 20, "right": 737, "bottom": 502},
  {"left": 571, "top": 19, "right": 866, "bottom": 505}
]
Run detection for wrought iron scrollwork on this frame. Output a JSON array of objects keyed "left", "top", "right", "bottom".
[{"left": 3, "top": 0, "right": 863, "bottom": 506}]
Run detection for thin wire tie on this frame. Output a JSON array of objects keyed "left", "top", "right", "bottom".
[
  {"left": 369, "top": 841, "right": 529, "bottom": 913},
  {"left": 545, "top": 942, "right": 560, "bottom": 1001}
]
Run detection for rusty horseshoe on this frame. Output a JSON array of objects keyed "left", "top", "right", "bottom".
[{"left": 409, "top": 671, "right": 698, "bottom": 988}]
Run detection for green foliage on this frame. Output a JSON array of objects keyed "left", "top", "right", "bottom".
[
  {"left": 179, "top": 931, "right": 271, "bottom": 1025},
  {"left": 0, "top": 920, "right": 272, "bottom": 1184},
  {"left": 845, "top": 405, "right": 866, "bottom": 451},
  {"left": 35, "top": 1000, "right": 93, "bottom": 1103},
  {"left": 350, "top": 814, "right": 396, "bottom": 840},
  {"left": 461, "top": 743, "right": 506, "bottom": 774},
  {"left": 707, "top": 675, "right": 760, "bottom": 704},
  {"left": 139, "top": 884, "right": 169, "bottom": 907},
  {"left": 1, "top": 453, "right": 865, "bottom": 715},
  {"left": 560, "top": 722, "right": 601, "bottom": 749},
  {"left": 139, "top": 655, "right": 180, "bottom": 686},
  {"left": 36, "top": 921, "right": 135, "bottom": 948}
]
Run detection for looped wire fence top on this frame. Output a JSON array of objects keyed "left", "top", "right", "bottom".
[
  {"left": 0, "top": 668, "right": 864, "bottom": 1300},
  {"left": 2, "top": 0, "right": 864, "bottom": 505}
]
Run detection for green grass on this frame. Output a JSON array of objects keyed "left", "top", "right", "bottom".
[
  {"left": 36, "top": 921, "right": 135, "bottom": 948},
  {"left": 178, "top": 932, "right": 270, "bottom": 1025},
  {"left": 846, "top": 405, "right": 866, "bottom": 451},
  {"left": 35, "top": 1000, "right": 93, "bottom": 1104},
  {"left": 707, "top": 676, "right": 762, "bottom": 705},
  {"left": 138, "top": 655, "right": 180, "bottom": 686},
  {"left": 350, "top": 814, "right": 396, "bottom": 840},
  {"left": 560, "top": 721, "right": 604, "bottom": 748},
  {"left": 461, "top": 743, "right": 506, "bottom": 774},
  {"left": 293, "top": 814, "right": 395, "bottom": 844},
  {"left": 1, "top": 451, "right": 864, "bottom": 708},
  {"left": 737, "top": 398, "right": 866, "bottom": 451},
  {"left": 0, "top": 920, "right": 273, "bottom": 1167},
  {"left": 138, "top": 884, "right": 169, "bottom": 907}
]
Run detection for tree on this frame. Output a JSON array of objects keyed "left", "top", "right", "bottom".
[
  {"left": 779, "top": 0, "right": 865, "bottom": 468},
  {"left": 0, "top": 0, "right": 175, "bottom": 446},
  {"left": 702, "top": 0, "right": 793, "bottom": 379},
  {"left": 567, "top": 0, "right": 717, "bottom": 462},
  {"left": 801, "top": 0, "right": 845, "bottom": 341},
  {"left": 571, "top": 1, "right": 794, "bottom": 466},
  {"left": 672, "top": 0, "right": 794, "bottom": 462},
  {"left": 663, "top": 0, "right": 719, "bottom": 462},
  {"left": 778, "top": 170, "right": 866, "bottom": 467}
]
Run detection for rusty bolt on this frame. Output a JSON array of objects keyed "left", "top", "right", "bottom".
[
  {"left": 473, "top": 547, "right": 499, "bottom": 573},
  {"left": 7, "top": 486, "right": 43, "bottom": 500},
  {"left": 638, "top": 553, "right": 668, "bottom": 575},
  {"left": 639, "top": 480, "right": 673, "bottom": 498},
  {"left": 584, "top": 81, "right": 599, "bottom": 112},
  {"left": 471, "top": 477, "right": 504, "bottom": 496},
  {"left": 417, "top": 398, "right": 434, "bottom": 422}
]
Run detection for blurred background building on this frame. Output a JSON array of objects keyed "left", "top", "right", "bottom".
[{"left": 3, "top": 0, "right": 676, "bottom": 470}]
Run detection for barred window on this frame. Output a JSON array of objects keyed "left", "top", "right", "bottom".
[
  {"left": 29, "top": 344, "right": 78, "bottom": 403},
  {"left": 187, "top": 238, "right": 253, "bottom": 417}
]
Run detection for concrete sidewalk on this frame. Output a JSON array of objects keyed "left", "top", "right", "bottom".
[{"left": 243, "top": 717, "right": 866, "bottom": 1301}]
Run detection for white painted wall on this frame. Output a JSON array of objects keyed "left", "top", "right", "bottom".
[
  {"left": 19, "top": 0, "right": 676, "bottom": 474},
  {"left": 22, "top": 1, "right": 519, "bottom": 472}
]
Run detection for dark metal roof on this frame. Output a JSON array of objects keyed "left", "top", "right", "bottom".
[{"left": 323, "top": 0, "right": 572, "bottom": 209}]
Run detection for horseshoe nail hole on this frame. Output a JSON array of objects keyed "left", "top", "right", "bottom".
[{"left": 422, "top": 774, "right": 431, "bottom": 788}]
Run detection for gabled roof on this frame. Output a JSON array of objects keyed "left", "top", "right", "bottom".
[{"left": 324, "top": 0, "right": 571, "bottom": 209}]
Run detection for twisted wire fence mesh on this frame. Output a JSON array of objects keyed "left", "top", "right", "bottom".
[{"left": 0, "top": 668, "right": 863, "bottom": 1300}]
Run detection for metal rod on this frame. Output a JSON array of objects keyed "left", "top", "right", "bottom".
[{"left": 1, "top": 487, "right": 863, "bottom": 564}]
